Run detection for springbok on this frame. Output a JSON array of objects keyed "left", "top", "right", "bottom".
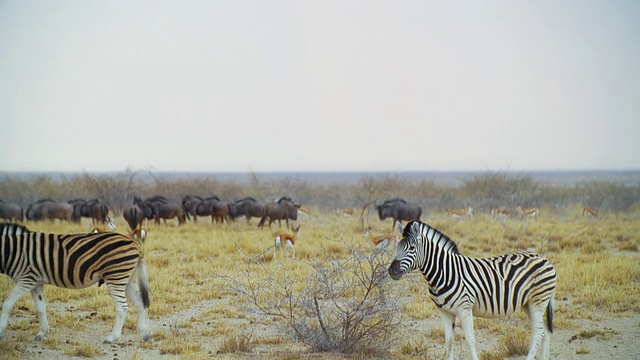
[
  {"left": 491, "top": 208, "right": 511, "bottom": 222},
  {"left": 448, "top": 207, "right": 474, "bottom": 220},
  {"left": 297, "top": 206, "right": 311, "bottom": 221},
  {"left": 517, "top": 206, "right": 539, "bottom": 221},
  {"left": 338, "top": 208, "right": 356, "bottom": 217},
  {"left": 364, "top": 222, "right": 402, "bottom": 248},
  {"left": 274, "top": 224, "right": 300, "bottom": 258},
  {"left": 582, "top": 207, "right": 598, "bottom": 219}
]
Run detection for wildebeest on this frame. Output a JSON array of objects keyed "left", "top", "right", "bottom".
[
  {"left": 135, "top": 196, "right": 186, "bottom": 226},
  {"left": 133, "top": 197, "right": 156, "bottom": 223},
  {"left": 231, "top": 197, "right": 266, "bottom": 225},
  {"left": 182, "top": 195, "right": 207, "bottom": 222},
  {"left": 209, "top": 198, "right": 233, "bottom": 224},
  {"left": 376, "top": 198, "right": 422, "bottom": 231},
  {"left": 0, "top": 201, "right": 23, "bottom": 222},
  {"left": 123, "top": 204, "right": 145, "bottom": 231},
  {"left": 68, "top": 198, "right": 112, "bottom": 225},
  {"left": 257, "top": 197, "right": 300, "bottom": 229},
  {"left": 182, "top": 195, "right": 232, "bottom": 224},
  {"left": 26, "top": 199, "right": 74, "bottom": 222}
]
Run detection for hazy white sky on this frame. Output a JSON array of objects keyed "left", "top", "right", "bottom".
[{"left": 1, "top": 1, "right": 639, "bottom": 172}]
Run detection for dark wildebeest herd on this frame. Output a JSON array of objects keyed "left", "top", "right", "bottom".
[
  {"left": 2, "top": 195, "right": 423, "bottom": 234},
  {"left": 0, "top": 198, "right": 113, "bottom": 225},
  {"left": 120, "top": 195, "right": 304, "bottom": 231}
]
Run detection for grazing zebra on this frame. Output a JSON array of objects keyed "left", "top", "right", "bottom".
[
  {"left": 388, "top": 220, "right": 556, "bottom": 360},
  {"left": 0, "top": 224, "right": 151, "bottom": 343}
]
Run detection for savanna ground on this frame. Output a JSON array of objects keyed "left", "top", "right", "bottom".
[{"left": 1, "top": 207, "right": 639, "bottom": 360}]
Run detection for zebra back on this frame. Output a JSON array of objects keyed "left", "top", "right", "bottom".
[{"left": 1, "top": 230, "right": 145, "bottom": 290}]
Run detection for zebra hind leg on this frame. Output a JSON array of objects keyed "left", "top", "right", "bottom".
[
  {"left": 30, "top": 284, "right": 50, "bottom": 340},
  {"left": 438, "top": 309, "right": 457, "bottom": 360},
  {"left": 126, "top": 263, "right": 152, "bottom": 342},
  {"left": 0, "top": 286, "right": 30, "bottom": 339},
  {"left": 526, "top": 303, "right": 549, "bottom": 360},
  {"left": 104, "top": 283, "right": 129, "bottom": 344}
]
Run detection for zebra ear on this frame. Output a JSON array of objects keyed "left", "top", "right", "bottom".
[{"left": 403, "top": 220, "right": 420, "bottom": 238}]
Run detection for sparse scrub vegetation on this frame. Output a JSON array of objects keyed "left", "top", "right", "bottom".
[
  {"left": 0, "top": 170, "right": 639, "bottom": 358},
  {"left": 217, "top": 241, "right": 403, "bottom": 355}
]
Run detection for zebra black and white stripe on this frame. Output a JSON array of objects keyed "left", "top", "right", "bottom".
[
  {"left": 0, "top": 223, "right": 151, "bottom": 343},
  {"left": 0, "top": 222, "right": 30, "bottom": 236},
  {"left": 389, "top": 220, "right": 556, "bottom": 360}
]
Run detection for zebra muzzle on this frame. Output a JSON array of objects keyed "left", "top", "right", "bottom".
[{"left": 388, "top": 260, "right": 404, "bottom": 280}]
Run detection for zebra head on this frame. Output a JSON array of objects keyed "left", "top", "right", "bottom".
[{"left": 388, "top": 220, "right": 421, "bottom": 280}]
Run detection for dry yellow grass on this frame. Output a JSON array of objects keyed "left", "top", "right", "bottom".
[{"left": 0, "top": 208, "right": 638, "bottom": 358}]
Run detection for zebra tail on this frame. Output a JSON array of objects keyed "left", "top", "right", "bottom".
[
  {"left": 546, "top": 294, "right": 554, "bottom": 334},
  {"left": 137, "top": 260, "right": 151, "bottom": 309}
]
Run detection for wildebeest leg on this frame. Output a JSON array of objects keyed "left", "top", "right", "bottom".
[{"left": 391, "top": 218, "right": 398, "bottom": 232}]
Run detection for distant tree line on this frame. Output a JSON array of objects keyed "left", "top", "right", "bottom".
[{"left": 0, "top": 169, "right": 638, "bottom": 216}]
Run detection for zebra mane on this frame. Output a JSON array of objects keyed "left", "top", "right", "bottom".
[
  {"left": 0, "top": 222, "right": 30, "bottom": 236},
  {"left": 407, "top": 221, "right": 460, "bottom": 255},
  {"left": 426, "top": 225, "right": 460, "bottom": 254}
]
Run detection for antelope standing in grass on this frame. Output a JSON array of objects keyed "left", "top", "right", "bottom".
[
  {"left": 517, "top": 206, "right": 539, "bottom": 221},
  {"left": 582, "top": 207, "right": 598, "bottom": 219},
  {"left": 448, "top": 207, "right": 474, "bottom": 220},
  {"left": 338, "top": 208, "right": 356, "bottom": 217},
  {"left": 364, "top": 223, "right": 402, "bottom": 248},
  {"left": 274, "top": 224, "right": 300, "bottom": 258},
  {"left": 491, "top": 207, "right": 511, "bottom": 222}
]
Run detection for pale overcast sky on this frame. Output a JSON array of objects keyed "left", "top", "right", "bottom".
[{"left": 1, "top": 1, "right": 639, "bottom": 172}]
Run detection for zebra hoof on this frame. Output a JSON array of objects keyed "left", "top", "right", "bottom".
[
  {"left": 142, "top": 333, "right": 152, "bottom": 342},
  {"left": 34, "top": 334, "right": 46, "bottom": 341}
]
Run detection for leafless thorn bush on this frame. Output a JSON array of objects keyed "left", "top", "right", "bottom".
[{"left": 216, "top": 239, "right": 403, "bottom": 355}]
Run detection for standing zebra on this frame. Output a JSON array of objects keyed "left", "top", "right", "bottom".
[
  {"left": 0, "top": 224, "right": 151, "bottom": 343},
  {"left": 388, "top": 220, "right": 556, "bottom": 360}
]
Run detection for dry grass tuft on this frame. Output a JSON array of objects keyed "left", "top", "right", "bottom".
[
  {"left": 63, "top": 341, "right": 103, "bottom": 357},
  {"left": 499, "top": 327, "right": 530, "bottom": 356},
  {"left": 217, "top": 331, "right": 255, "bottom": 353}
]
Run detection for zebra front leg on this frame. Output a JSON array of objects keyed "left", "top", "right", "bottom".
[
  {"left": 0, "top": 286, "right": 30, "bottom": 339},
  {"left": 458, "top": 308, "right": 479, "bottom": 360},
  {"left": 30, "top": 284, "right": 50, "bottom": 340},
  {"left": 438, "top": 309, "right": 456, "bottom": 360}
]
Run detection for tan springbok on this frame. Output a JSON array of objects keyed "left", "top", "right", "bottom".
[
  {"left": 517, "top": 206, "right": 539, "bottom": 220},
  {"left": 582, "top": 207, "right": 598, "bottom": 219},
  {"left": 274, "top": 224, "right": 300, "bottom": 258},
  {"left": 364, "top": 222, "right": 403, "bottom": 248},
  {"left": 448, "top": 207, "right": 474, "bottom": 220}
]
